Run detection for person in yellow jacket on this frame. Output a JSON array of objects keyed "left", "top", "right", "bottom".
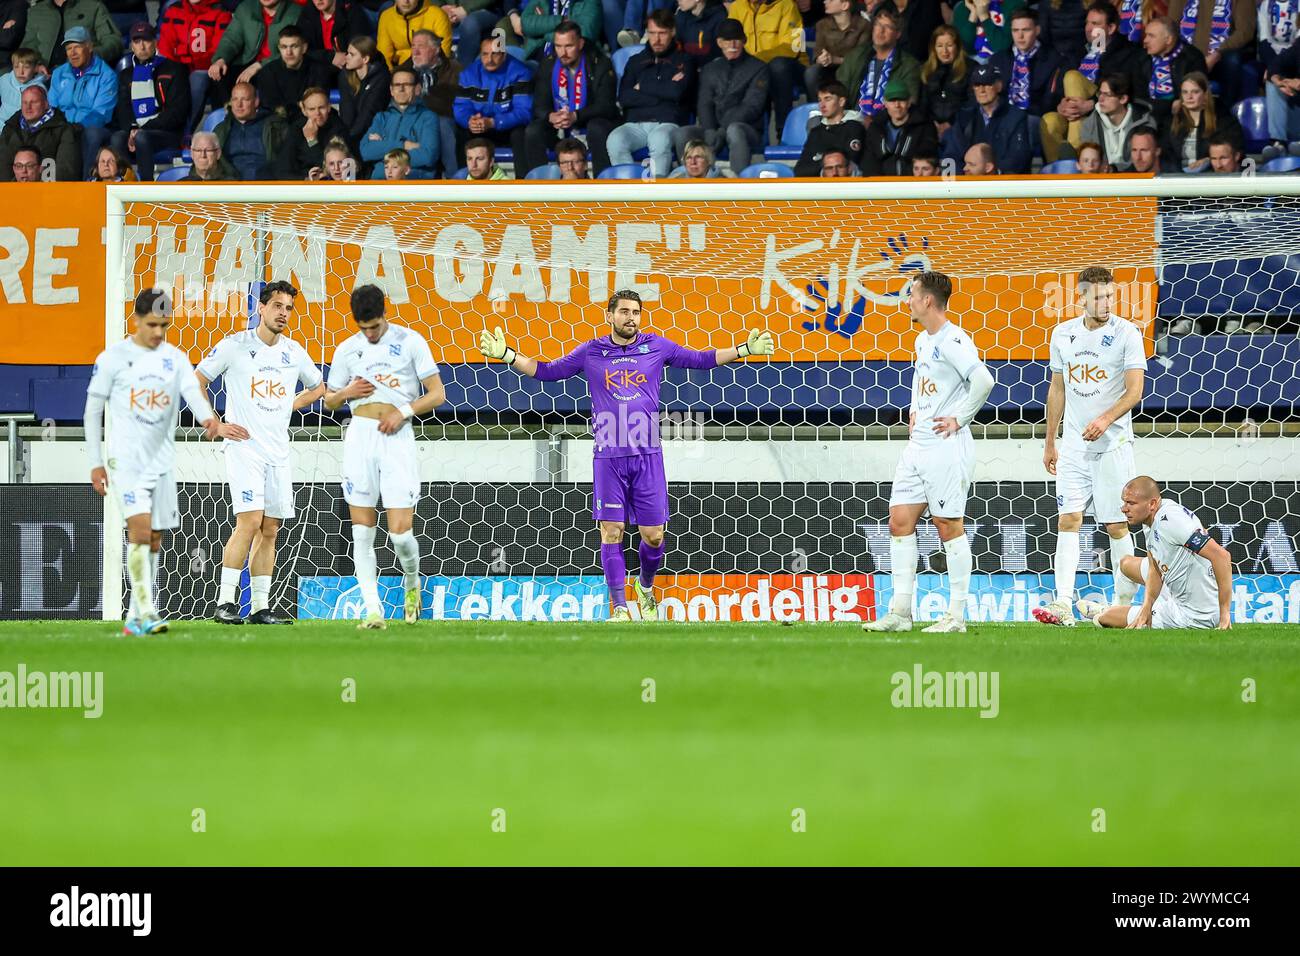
[
  {"left": 378, "top": 0, "right": 454, "bottom": 69},
  {"left": 727, "top": 0, "right": 807, "bottom": 131}
]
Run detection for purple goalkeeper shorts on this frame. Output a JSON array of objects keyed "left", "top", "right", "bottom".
[{"left": 593, "top": 453, "right": 669, "bottom": 527}]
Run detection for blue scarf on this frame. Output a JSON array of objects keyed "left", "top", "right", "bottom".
[
  {"left": 551, "top": 55, "right": 586, "bottom": 111},
  {"left": 1264, "top": 1, "right": 1298, "bottom": 53},
  {"left": 1008, "top": 41, "right": 1037, "bottom": 110},
  {"left": 544, "top": 0, "right": 573, "bottom": 56},
  {"left": 1181, "top": 0, "right": 1233, "bottom": 52},
  {"left": 19, "top": 105, "right": 54, "bottom": 132},
  {"left": 858, "top": 48, "right": 895, "bottom": 115},
  {"left": 1079, "top": 42, "right": 1102, "bottom": 82},
  {"left": 131, "top": 56, "right": 163, "bottom": 125},
  {"left": 972, "top": 0, "right": 1004, "bottom": 61},
  {"left": 1149, "top": 41, "right": 1183, "bottom": 100},
  {"left": 1118, "top": 0, "right": 1143, "bottom": 41}
]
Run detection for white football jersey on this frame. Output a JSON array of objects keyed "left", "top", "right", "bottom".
[
  {"left": 1145, "top": 499, "right": 1220, "bottom": 617},
  {"left": 1049, "top": 316, "right": 1146, "bottom": 454},
  {"left": 909, "top": 322, "right": 984, "bottom": 448},
  {"left": 197, "top": 329, "right": 323, "bottom": 466},
  {"left": 87, "top": 338, "right": 214, "bottom": 478},
  {"left": 326, "top": 324, "right": 439, "bottom": 410}
]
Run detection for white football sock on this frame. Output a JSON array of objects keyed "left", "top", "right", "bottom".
[
  {"left": 127, "top": 542, "right": 155, "bottom": 619},
  {"left": 1111, "top": 532, "right": 1138, "bottom": 604},
  {"left": 943, "top": 534, "right": 972, "bottom": 620},
  {"left": 219, "top": 566, "right": 241, "bottom": 606},
  {"left": 1055, "top": 530, "right": 1080, "bottom": 605},
  {"left": 889, "top": 534, "right": 918, "bottom": 618},
  {"left": 352, "top": 524, "right": 383, "bottom": 617},
  {"left": 250, "top": 575, "right": 272, "bottom": 613},
  {"left": 390, "top": 530, "right": 421, "bottom": 590}
]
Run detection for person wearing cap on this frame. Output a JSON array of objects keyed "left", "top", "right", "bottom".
[
  {"left": 837, "top": 6, "right": 921, "bottom": 127},
  {"left": 795, "top": 79, "right": 865, "bottom": 176},
  {"left": 47, "top": 24, "right": 117, "bottom": 175},
  {"left": 988, "top": 9, "right": 1065, "bottom": 119},
  {"left": 674, "top": 17, "right": 770, "bottom": 173},
  {"left": 726, "top": 0, "right": 806, "bottom": 133},
  {"left": 20, "top": 0, "right": 121, "bottom": 72},
  {"left": 861, "top": 74, "right": 939, "bottom": 176},
  {"left": 941, "top": 61, "right": 1031, "bottom": 173},
  {"left": 111, "top": 22, "right": 191, "bottom": 181}
]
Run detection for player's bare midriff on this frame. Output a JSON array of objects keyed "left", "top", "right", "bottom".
[{"left": 351, "top": 403, "right": 397, "bottom": 421}]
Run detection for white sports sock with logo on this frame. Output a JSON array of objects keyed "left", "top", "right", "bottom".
[
  {"left": 889, "top": 534, "right": 918, "bottom": 618},
  {"left": 390, "top": 531, "right": 421, "bottom": 591},
  {"left": 943, "top": 535, "right": 972, "bottom": 620},
  {"left": 1111, "top": 532, "right": 1138, "bottom": 604},
  {"left": 127, "top": 543, "right": 156, "bottom": 619},
  {"left": 1055, "top": 531, "right": 1080, "bottom": 606},
  {"left": 352, "top": 525, "right": 383, "bottom": 617}
]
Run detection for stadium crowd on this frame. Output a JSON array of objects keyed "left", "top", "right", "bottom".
[{"left": 0, "top": 0, "right": 1295, "bottom": 181}]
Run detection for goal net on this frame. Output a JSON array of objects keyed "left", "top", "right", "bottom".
[{"left": 103, "top": 178, "right": 1300, "bottom": 624}]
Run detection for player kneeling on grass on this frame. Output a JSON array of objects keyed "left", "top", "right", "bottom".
[
  {"left": 324, "top": 285, "right": 446, "bottom": 630},
  {"left": 197, "top": 281, "right": 327, "bottom": 625},
  {"left": 863, "top": 271, "right": 996, "bottom": 635},
  {"left": 85, "top": 288, "right": 242, "bottom": 636},
  {"left": 479, "top": 291, "right": 775, "bottom": 621},
  {"left": 1077, "top": 476, "right": 1234, "bottom": 630}
]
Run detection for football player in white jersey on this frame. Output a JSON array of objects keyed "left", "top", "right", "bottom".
[
  {"left": 864, "top": 271, "right": 996, "bottom": 634},
  {"left": 85, "top": 288, "right": 241, "bottom": 636},
  {"left": 1035, "top": 267, "right": 1147, "bottom": 627},
  {"left": 324, "top": 284, "right": 446, "bottom": 630},
  {"left": 1077, "top": 476, "right": 1233, "bottom": 630},
  {"left": 196, "top": 281, "right": 327, "bottom": 625}
]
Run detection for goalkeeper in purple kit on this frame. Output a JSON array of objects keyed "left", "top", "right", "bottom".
[{"left": 480, "top": 291, "right": 776, "bottom": 621}]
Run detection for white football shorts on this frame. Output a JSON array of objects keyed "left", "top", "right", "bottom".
[
  {"left": 226, "top": 442, "right": 296, "bottom": 520},
  {"left": 888, "top": 432, "right": 975, "bottom": 519},
  {"left": 341, "top": 416, "right": 420, "bottom": 509},
  {"left": 1056, "top": 439, "right": 1136, "bottom": 525}
]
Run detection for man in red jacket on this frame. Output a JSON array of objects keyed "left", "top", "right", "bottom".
[{"left": 158, "top": 0, "right": 233, "bottom": 131}]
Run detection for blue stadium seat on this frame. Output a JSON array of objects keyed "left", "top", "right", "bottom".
[
  {"left": 61, "top": 366, "right": 93, "bottom": 379},
  {"left": 156, "top": 165, "right": 191, "bottom": 181},
  {"left": 1039, "top": 159, "right": 1080, "bottom": 174},
  {"left": 1260, "top": 155, "right": 1300, "bottom": 173},
  {"left": 1233, "top": 97, "right": 1268, "bottom": 152},
  {"left": 330, "top": 88, "right": 341, "bottom": 105},
  {"left": 598, "top": 163, "right": 650, "bottom": 179},
  {"left": 33, "top": 377, "right": 89, "bottom": 422},
  {"left": 0, "top": 365, "right": 58, "bottom": 413},
  {"left": 526, "top": 163, "right": 562, "bottom": 179},
  {"left": 495, "top": 148, "right": 514, "bottom": 163},
  {"left": 451, "top": 167, "right": 469, "bottom": 179},
  {"left": 764, "top": 102, "right": 818, "bottom": 161},
  {"left": 738, "top": 162, "right": 794, "bottom": 178},
  {"left": 505, "top": 46, "right": 526, "bottom": 62},
  {"left": 611, "top": 44, "right": 644, "bottom": 81},
  {"left": 201, "top": 107, "right": 226, "bottom": 133}
]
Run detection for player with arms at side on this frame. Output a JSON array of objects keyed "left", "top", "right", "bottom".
[
  {"left": 479, "top": 291, "right": 775, "bottom": 621},
  {"left": 864, "top": 271, "right": 996, "bottom": 634},
  {"left": 196, "top": 281, "right": 327, "bottom": 625},
  {"left": 1077, "top": 476, "right": 1233, "bottom": 630},
  {"left": 1035, "top": 266, "right": 1147, "bottom": 627},
  {"left": 324, "top": 285, "right": 447, "bottom": 629},
  {"left": 85, "top": 288, "right": 242, "bottom": 635}
]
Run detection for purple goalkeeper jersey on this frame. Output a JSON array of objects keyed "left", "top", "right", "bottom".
[{"left": 535, "top": 332, "right": 718, "bottom": 458}]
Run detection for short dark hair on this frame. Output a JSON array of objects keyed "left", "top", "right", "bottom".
[
  {"left": 1010, "top": 8, "right": 1037, "bottom": 24},
  {"left": 913, "top": 271, "right": 952, "bottom": 308},
  {"left": 1098, "top": 72, "right": 1130, "bottom": 100},
  {"left": 555, "top": 138, "right": 586, "bottom": 159},
  {"left": 391, "top": 65, "right": 418, "bottom": 85},
  {"left": 647, "top": 7, "right": 675, "bottom": 30},
  {"left": 351, "top": 284, "right": 386, "bottom": 323},
  {"left": 278, "top": 25, "right": 305, "bottom": 43},
  {"left": 607, "top": 289, "right": 642, "bottom": 313},
  {"left": 818, "top": 80, "right": 849, "bottom": 100},
  {"left": 465, "top": 136, "right": 495, "bottom": 158},
  {"left": 1086, "top": 1, "right": 1119, "bottom": 27},
  {"left": 1207, "top": 132, "right": 1240, "bottom": 152},
  {"left": 14, "top": 145, "right": 41, "bottom": 161},
  {"left": 1129, "top": 127, "right": 1159, "bottom": 148},
  {"left": 873, "top": 7, "right": 902, "bottom": 30},
  {"left": 260, "top": 280, "right": 299, "bottom": 305},
  {"left": 134, "top": 287, "right": 171, "bottom": 318},
  {"left": 1078, "top": 266, "right": 1113, "bottom": 286},
  {"left": 553, "top": 18, "right": 583, "bottom": 41}
]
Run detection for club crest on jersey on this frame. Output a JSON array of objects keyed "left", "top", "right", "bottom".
[
  {"left": 1102, "top": 335, "right": 1114, "bottom": 347},
  {"left": 638, "top": 344, "right": 649, "bottom": 354},
  {"left": 163, "top": 358, "right": 173, "bottom": 371},
  {"left": 931, "top": 346, "right": 940, "bottom": 360},
  {"left": 281, "top": 352, "right": 292, "bottom": 365},
  {"left": 242, "top": 490, "right": 254, "bottom": 503},
  {"left": 123, "top": 492, "right": 135, "bottom": 504},
  {"left": 389, "top": 343, "right": 402, "bottom": 357}
]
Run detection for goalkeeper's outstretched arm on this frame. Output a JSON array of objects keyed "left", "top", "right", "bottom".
[
  {"left": 479, "top": 326, "right": 591, "bottom": 380},
  {"left": 714, "top": 329, "right": 776, "bottom": 365}
]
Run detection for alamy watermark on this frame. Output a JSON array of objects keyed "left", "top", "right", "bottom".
[
  {"left": 0, "top": 664, "right": 103, "bottom": 718},
  {"left": 890, "top": 663, "right": 999, "bottom": 718}
]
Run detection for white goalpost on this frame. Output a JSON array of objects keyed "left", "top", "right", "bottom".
[{"left": 101, "top": 177, "right": 1300, "bottom": 624}]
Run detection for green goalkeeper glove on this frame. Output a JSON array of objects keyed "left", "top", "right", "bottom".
[
  {"left": 479, "top": 326, "right": 516, "bottom": 365},
  {"left": 737, "top": 329, "right": 774, "bottom": 358}
]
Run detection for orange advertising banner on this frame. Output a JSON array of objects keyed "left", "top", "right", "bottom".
[{"left": 628, "top": 574, "right": 877, "bottom": 623}]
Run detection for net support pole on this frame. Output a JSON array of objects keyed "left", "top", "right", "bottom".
[{"left": 101, "top": 189, "right": 126, "bottom": 621}]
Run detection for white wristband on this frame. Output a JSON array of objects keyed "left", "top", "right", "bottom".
[{"left": 399, "top": 403, "right": 415, "bottom": 420}]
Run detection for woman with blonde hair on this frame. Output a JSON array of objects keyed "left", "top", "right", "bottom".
[
  {"left": 919, "top": 26, "right": 971, "bottom": 137},
  {"left": 1161, "top": 71, "right": 1242, "bottom": 173}
]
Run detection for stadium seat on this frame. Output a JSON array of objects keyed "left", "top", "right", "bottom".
[
  {"left": 764, "top": 102, "right": 820, "bottom": 161},
  {"left": 330, "top": 88, "right": 340, "bottom": 105},
  {"left": 1039, "top": 159, "right": 1080, "bottom": 174},
  {"left": 526, "top": 163, "right": 563, "bottom": 180},
  {"left": 1260, "top": 155, "right": 1300, "bottom": 173},
  {"left": 598, "top": 163, "right": 650, "bottom": 179},
  {"left": 451, "top": 167, "right": 469, "bottom": 179},
  {"left": 611, "top": 44, "right": 644, "bottom": 81},
  {"left": 201, "top": 108, "right": 226, "bottom": 134},
  {"left": 0, "top": 365, "right": 58, "bottom": 413},
  {"left": 156, "top": 165, "right": 191, "bottom": 181},
  {"left": 33, "top": 377, "right": 88, "bottom": 422},
  {"left": 495, "top": 148, "right": 514, "bottom": 163},
  {"left": 1233, "top": 97, "right": 1268, "bottom": 152},
  {"left": 505, "top": 46, "right": 526, "bottom": 62},
  {"left": 738, "top": 162, "right": 794, "bottom": 178}
]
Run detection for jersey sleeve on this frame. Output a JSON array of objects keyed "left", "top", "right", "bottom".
[
  {"left": 296, "top": 347, "right": 324, "bottom": 389},
  {"left": 1164, "top": 506, "right": 1212, "bottom": 553},
  {"left": 942, "top": 332, "right": 982, "bottom": 381},
  {"left": 195, "top": 336, "right": 233, "bottom": 381},
  {"left": 535, "top": 341, "right": 591, "bottom": 382},
  {"left": 663, "top": 336, "right": 718, "bottom": 370},
  {"left": 1122, "top": 326, "right": 1147, "bottom": 371},
  {"left": 326, "top": 346, "right": 352, "bottom": 390},
  {"left": 86, "top": 349, "right": 117, "bottom": 400},
  {"left": 176, "top": 354, "right": 216, "bottom": 421},
  {"left": 1048, "top": 329, "right": 1064, "bottom": 374},
  {"left": 412, "top": 335, "right": 440, "bottom": 380}
]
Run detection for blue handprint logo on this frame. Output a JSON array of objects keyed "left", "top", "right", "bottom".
[{"left": 801, "top": 235, "right": 932, "bottom": 340}]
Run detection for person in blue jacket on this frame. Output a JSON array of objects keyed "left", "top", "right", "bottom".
[
  {"left": 47, "top": 26, "right": 117, "bottom": 175},
  {"left": 453, "top": 33, "right": 534, "bottom": 171},
  {"left": 361, "top": 65, "right": 441, "bottom": 176},
  {"left": 941, "top": 63, "right": 1032, "bottom": 175}
]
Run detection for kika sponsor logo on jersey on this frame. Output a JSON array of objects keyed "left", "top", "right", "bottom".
[
  {"left": 1067, "top": 362, "right": 1109, "bottom": 384},
  {"left": 605, "top": 368, "right": 647, "bottom": 390},
  {"left": 128, "top": 386, "right": 171, "bottom": 412},
  {"left": 373, "top": 372, "right": 403, "bottom": 389},
  {"left": 249, "top": 377, "right": 287, "bottom": 400},
  {"left": 917, "top": 376, "right": 938, "bottom": 396}
]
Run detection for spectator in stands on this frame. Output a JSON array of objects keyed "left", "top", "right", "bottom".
[
  {"left": 520, "top": 0, "right": 601, "bottom": 62},
  {"left": 919, "top": 25, "right": 971, "bottom": 138},
  {"left": 87, "top": 143, "right": 137, "bottom": 180},
  {"left": 676, "top": 0, "right": 728, "bottom": 72},
  {"left": 361, "top": 65, "right": 439, "bottom": 176},
  {"left": 1075, "top": 1, "right": 1146, "bottom": 87},
  {"left": 383, "top": 145, "right": 411, "bottom": 177},
  {"left": 256, "top": 26, "right": 332, "bottom": 117},
  {"left": 0, "top": 1, "right": 28, "bottom": 73},
  {"left": 665, "top": 135, "right": 735, "bottom": 175},
  {"left": 214, "top": 81, "right": 283, "bottom": 178},
  {"left": 675, "top": 18, "right": 770, "bottom": 174},
  {"left": 1138, "top": 15, "right": 1207, "bottom": 122},
  {"left": 48, "top": 26, "right": 116, "bottom": 175},
  {"left": 807, "top": 0, "right": 869, "bottom": 99},
  {"left": 839, "top": 7, "right": 920, "bottom": 129},
  {"left": 299, "top": 0, "right": 370, "bottom": 77},
  {"left": 1179, "top": 0, "right": 1255, "bottom": 107},
  {"left": 1038, "top": 0, "right": 1090, "bottom": 65},
  {"left": 185, "top": 129, "right": 240, "bottom": 179},
  {"left": 158, "top": 0, "right": 233, "bottom": 133},
  {"left": 378, "top": 0, "right": 453, "bottom": 69},
  {"left": 339, "top": 36, "right": 392, "bottom": 152},
  {"left": 454, "top": 33, "right": 532, "bottom": 170},
  {"left": 1160, "top": 71, "right": 1242, "bottom": 171},
  {"left": 1, "top": 49, "right": 47, "bottom": 124},
  {"left": 963, "top": 140, "right": 997, "bottom": 173},
  {"left": 861, "top": 76, "right": 938, "bottom": 174},
  {"left": 876, "top": 0, "right": 947, "bottom": 63},
  {"left": 401, "top": 29, "right": 460, "bottom": 180},
  {"left": 911, "top": 152, "right": 939, "bottom": 175},
  {"left": 1066, "top": 72, "right": 1154, "bottom": 169},
  {"left": 21, "top": 0, "right": 122, "bottom": 72},
  {"left": 465, "top": 134, "right": 509, "bottom": 178},
  {"left": 1206, "top": 130, "right": 1243, "bottom": 171},
  {"left": 1076, "top": 139, "right": 1109, "bottom": 171},
  {"left": 606, "top": 10, "right": 694, "bottom": 178},
  {"left": 0, "top": 84, "right": 80, "bottom": 179},
  {"left": 617, "top": 0, "right": 678, "bottom": 48},
  {"left": 208, "top": 0, "right": 303, "bottom": 91},
  {"left": 276, "top": 86, "right": 345, "bottom": 176},
  {"left": 726, "top": 0, "right": 804, "bottom": 132},
  {"left": 1128, "top": 124, "right": 1161, "bottom": 170},
  {"left": 555, "top": 135, "right": 590, "bottom": 176},
  {"left": 11, "top": 144, "right": 41, "bottom": 179},
  {"left": 952, "top": 0, "right": 1026, "bottom": 60},
  {"left": 1263, "top": 23, "right": 1300, "bottom": 158},
  {"left": 523, "top": 19, "right": 618, "bottom": 175},
  {"left": 442, "top": 2, "right": 508, "bottom": 67},
  {"left": 111, "top": 23, "right": 191, "bottom": 182},
  {"left": 942, "top": 63, "right": 1031, "bottom": 173},
  {"left": 989, "top": 10, "right": 1065, "bottom": 119},
  {"left": 820, "top": 145, "right": 859, "bottom": 175},
  {"left": 795, "top": 79, "right": 865, "bottom": 175},
  {"left": 315, "top": 136, "right": 357, "bottom": 178}
]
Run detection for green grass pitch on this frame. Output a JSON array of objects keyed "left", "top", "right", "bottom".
[{"left": 2, "top": 619, "right": 1298, "bottom": 866}]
